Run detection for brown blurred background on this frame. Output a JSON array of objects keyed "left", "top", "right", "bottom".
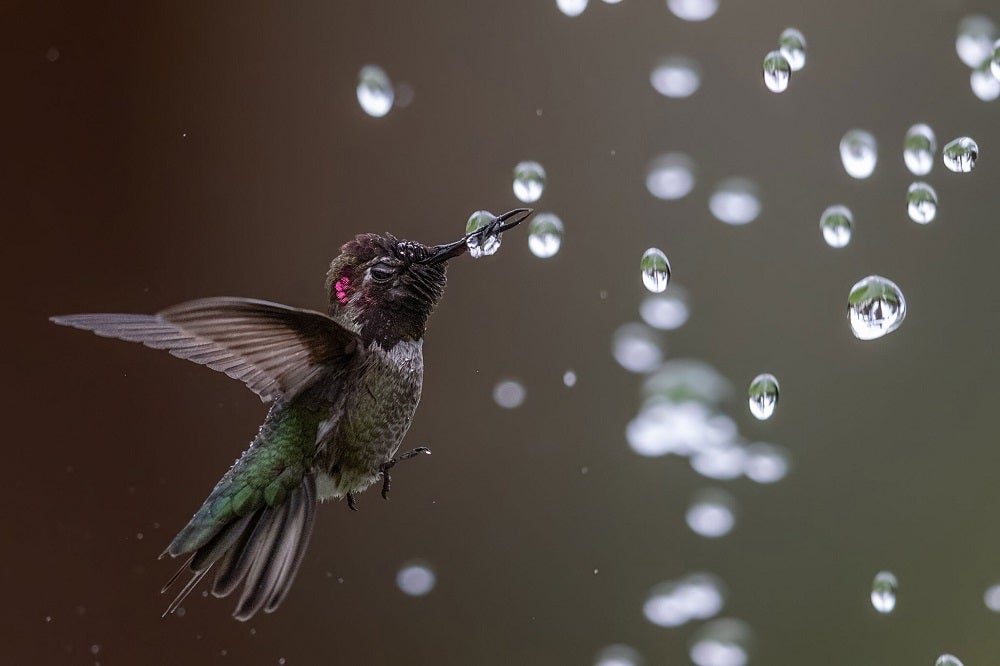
[{"left": 6, "top": 0, "right": 1000, "bottom": 663}]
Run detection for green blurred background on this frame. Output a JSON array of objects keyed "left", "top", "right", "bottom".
[{"left": 6, "top": 0, "right": 1000, "bottom": 663}]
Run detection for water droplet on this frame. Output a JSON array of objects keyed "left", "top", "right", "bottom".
[
  {"left": 907, "top": 182, "right": 938, "bottom": 224},
  {"left": 936, "top": 656, "right": 964, "bottom": 666},
  {"left": 396, "top": 561, "right": 436, "bottom": 596},
  {"left": 848, "top": 275, "right": 906, "bottom": 340},
  {"left": 643, "top": 359, "right": 732, "bottom": 407},
  {"left": 778, "top": 28, "right": 806, "bottom": 71},
  {"left": 640, "top": 290, "right": 690, "bottom": 330},
  {"left": 563, "top": 370, "right": 577, "bottom": 387},
  {"left": 743, "top": 443, "right": 790, "bottom": 483},
  {"left": 90, "top": 645, "right": 100, "bottom": 655},
  {"left": 465, "top": 210, "right": 500, "bottom": 258},
  {"left": 527, "top": 212, "right": 563, "bottom": 258},
  {"left": 691, "top": 442, "right": 746, "bottom": 480},
  {"left": 493, "top": 379, "right": 526, "bottom": 409},
  {"left": 687, "top": 489, "right": 736, "bottom": 538},
  {"left": 943, "top": 136, "right": 978, "bottom": 173},
  {"left": 690, "top": 618, "right": 752, "bottom": 666},
  {"left": 840, "top": 129, "right": 878, "bottom": 179},
  {"left": 594, "top": 644, "right": 642, "bottom": 666},
  {"left": 394, "top": 82, "right": 414, "bottom": 108},
  {"left": 356, "top": 65, "right": 394, "bottom": 118},
  {"left": 956, "top": 15, "right": 996, "bottom": 68},
  {"left": 971, "top": 59, "right": 1000, "bottom": 101},
  {"left": 513, "top": 160, "right": 546, "bottom": 203},
  {"left": 870, "top": 570, "right": 898, "bottom": 613},
  {"left": 613, "top": 323, "right": 663, "bottom": 374},
  {"left": 819, "top": 205, "right": 853, "bottom": 248},
  {"left": 762, "top": 51, "right": 791, "bottom": 93},
  {"left": 904, "top": 123, "right": 936, "bottom": 176},
  {"left": 748, "top": 373, "right": 779, "bottom": 420},
  {"left": 984, "top": 583, "right": 1000, "bottom": 611},
  {"left": 46, "top": 46, "right": 60, "bottom": 62},
  {"left": 644, "top": 574, "right": 725, "bottom": 627},
  {"left": 667, "top": 0, "right": 718, "bottom": 22},
  {"left": 646, "top": 153, "right": 695, "bottom": 200},
  {"left": 640, "top": 248, "right": 671, "bottom": 293},
  {"left": 709, "top": 177, "right": 761, "bottom": 225},
  {"left": 992, "top": 40, "right": 1000, "bottom": 79},
  {"left": 651, "top": 56, "right": 701, "bottom": 98},
  {"left": 556, "top": 0, "right": 588, "bottom": 17}
]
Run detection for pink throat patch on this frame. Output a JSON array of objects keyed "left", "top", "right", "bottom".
[{"left": 335, "top": 276, "right": 351, "bottom": 305}]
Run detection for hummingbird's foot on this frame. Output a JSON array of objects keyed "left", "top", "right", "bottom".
[
  {"left": 379, "top": 447, "right": 432, "bottom": 500},
  {"left": 346, "top": 492, "right": 359, "bottom": 511}
]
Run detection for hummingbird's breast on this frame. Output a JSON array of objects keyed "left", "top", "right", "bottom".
[{"left": 316, "top": 338, "right": 424, "bottom": 499}]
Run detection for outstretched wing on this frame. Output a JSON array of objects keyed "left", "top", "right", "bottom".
[{"left": 51, "top": 297, "right": 361, "bottom": 403}]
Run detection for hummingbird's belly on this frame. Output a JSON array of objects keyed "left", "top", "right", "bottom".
[{"left": 317, "top": 339, "right": 424, "bottom": 500}]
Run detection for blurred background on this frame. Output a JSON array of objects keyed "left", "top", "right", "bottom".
[{"left": 6, "top": 0, "right": 1000, "bottom": 664}]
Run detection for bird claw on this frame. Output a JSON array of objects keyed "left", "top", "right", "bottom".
[{"left": 379, "top": 447, "right": 432, "bottom": 500}]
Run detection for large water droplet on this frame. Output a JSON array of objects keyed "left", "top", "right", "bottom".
[
  {"left": 640, "top": 248, "right": 671, "bottom": 293},
  {"left": 848, "top": 276, "right": 906, "bottom": 340},
  {"left": 492, "top": 379, "right": 526, "bottom": 409},
  {"left": 644, "top": 574, "right": 725, "bottom": 627},
  {"left": 748, "top": 373, "right": 779, "bottom": 421},
  {"left": 513, "top": 161, "right": 546, "bottom": 203},
  {"left": 527, "top": 212, "right": 563, "bottom": 258},
  {"left": 709, "top": 177, "right": 761, "bottom": 225},
  {"left": 357, "top": 65, "right": 394, "bottom": 118},
  {"left": 820, "top": 205, "right": 853, "bottom": 248},
  {"left": 971, "top": 59, "right": 1000, "bottom": 101},
  {"left": 556, "top": 0, "right": 588, "bottom": 17},
  {"left": 956, "top": 15, "right": 996, "bottom": 68},
  {"left": 870, "top": 570, "right": 898, "bottom": 613},
  {"left": 465, "top": 210, "right": 500, "bottom": 258},
  {"left": 762, "top": 51, "right": 791, "bottom": 93},
  {"left": 903, "top": 123, "right": 936, "bottom": 176},
  {"left": 651, "top": 56, "right": 701, "bottom": 98},
  {"left": 907, "top": 182, "right": 938, "bottom": 224},
  {"left": 690, "top": 619, "right": 752, "bottom": 666},
  {"left": 594, "top": 644, "right": 642, "bottom": 666},
  {"left": 667, "top": 0, "right": 718, "bottom": 21},
  {"left": 743, "top": 443, "right": 790, "bottom": 483},
  {"left": 687, "top": 488, "right": 736, "bottom": 538},
  {"left": 936, "top": 656, "right": 964, "bottom": 666},
  {"left": 613, "top": 323, "right": 663, "bottom": 374},
  {"left": 396, "top": 561, "right": 436, "bottom": 596},
  {"left": 840, "top": 129, "right": 878, "bottom": 179},
  {"left": 640, "top": 289, "right": 690, "bottom": 330},
  {"left": 778, "top": 28, "right": 807, "bottom": 71},
  {"left": 646, "top": 153, "right": 695, "bottom": 200},
  {"left": 943, "top": 136, "right": 978, "bottom": 173}
]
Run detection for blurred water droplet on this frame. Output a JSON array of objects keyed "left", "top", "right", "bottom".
[
  {"left": 563, "top": 370, "right": 577, "bottom": 387},
  {"left": 594, "top": 644, "right": 642, "bottom": 666},
  {"left": 904, "top": 124, "right": 936, "bottom": 176},
  {"left": 691, "top": 442, "right": 746, "bottom": 480},
  {"left": 646, "top": 153, "right": 695, "bottom": 200},
  {"left": 936, "top": 656, "right": 964, "bottom": 666},
  {"left": 46, "top": 46, "right": 60, "bottom": 62},
  {"left": 90, "top": 645, "right": 100, "bottom": 655},
  {"left": 556, "top": 0, "right": 588, "bottom": 16},
  {"left": 651, "top": 56, "right": 701, "bottom": 98},
  {"left": 748, "top": 373, "right": 779, "bottom": 420},
  {"left": 644, "top": 574, "right": 725, "bottom": 627},
  {"left": 984, "top": 583, "right": 1000, "bottom": 611},
  {"left": 627, "top": 400, "right": 725, "bottom": 457},
  {"left": 643, "top": 359, "right": 732, "bottom": 406},
  {"left": 513, "top": 161, "right": 546, "bottom": 203},
  {"left": 640, "top": 248, "right": 671, "bottom": 293},
  {"left": 840, "top": 129, "right": 877, "bottom": 179},
  {"left": 527, "top": 212, "right": 563, "bottom": 258},
  {"left": 613, "top": 323, "right": 663, "bottom": 374},
  {"left": 667, "top": 0, "right": 718, "bottom": 22},
  {"left": 907, "top": 182, "right": 938, "bottom": 224},
  {"left": 690, "top": 619, "right": 752, "bottom": 666},
  {"left": 687, "top": 489, "right": 736, "bottom": 538},
  {"left": 871, "top": 570, "right": 898, "bottom": 613},
  {"left": 971, "top": 59, "right": 1000, "bottom": 101},
  {"left": 819, "top": 205, "right": 853, "bottom": 248},
  {"left": 848, "top": 276, "right": 906, "bottom": 340},
  {"left": 493, "top": 379, "right": 526, "bottom": 409},
  {"left": 396, "top": 561, "right": 435, "bottom": 596},
  {"left": 465, "top": 210, "right": 500, "bottom": 258},
  {"left": 640, "top": 290, "right": 689, "bottom": 330},
  {"left": 943, "top": 136, "right": 978, "bottom": 172},
  {"left": 394, "top": 82, "right": 414, "bottom": 108},
  {"left": 992, "top": 40, "right": 1000, "bottom": 79},
  {"left": 709, "top": 178, "right": 761, "bottom": 225},
  {"left": 956, "top": 15, "right": 996, "bottom": 68},
  {"left": 778, "top": 28, "right": 806, "bottom": 71},
  {"left": 743, "top": 443, "right": 790, "bottom": 483},
  {"left": 356, "top": 65, "right": 394, "bottom": 118},
  {"left": 762, "top": 51, "right": 791, "bottom": 93}
]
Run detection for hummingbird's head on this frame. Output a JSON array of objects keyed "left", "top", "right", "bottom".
[{"left": 325, "top": 208, "right": 533, "bottom": 348}]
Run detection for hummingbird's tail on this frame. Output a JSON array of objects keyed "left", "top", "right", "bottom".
[{"left": 161, "top": 474, "right": 317, "bottom": 621}]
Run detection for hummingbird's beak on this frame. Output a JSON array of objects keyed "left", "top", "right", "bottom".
[{"left": 423, "top": 208, "right": 534, "bottom": 265}]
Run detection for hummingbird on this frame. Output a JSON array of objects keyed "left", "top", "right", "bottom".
[{"left": 51, "top": 208, "right": 533, "bottom": 621}]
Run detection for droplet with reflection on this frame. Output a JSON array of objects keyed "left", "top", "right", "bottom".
[
  {"left": 956, "top": 15, "right": 996, "bottom": 68},
  {"left": 907, "top": 182, "right": 938, "bottom": 224},
  {"left": 743, "top": 443, "right": 790, "bottom": 483},
  {"left": 493, "top": 379, "right": 526, "bottom": 409},
  {"left": 904, "top": 124, "right": 936, "bottom": 176},
  {"left": 527, "top": 212, "right": 563, "bottom": 258},
  {"left": 762, "top": 51, "right": 791, "bottom": 93},
  {"left": 396, "top": 561, "right": 436, "bottom": 596},
  {"left": 667, "top": 0, "right": 718, "bottom": 21},
  {"left": 646, "top": 153, "right": 695, "bottom": 200},
  {"left": 613, "top": 323, "right": 663, "bottom": 374},
  {"left": 556, "top": 0, "right": 588, "bottom": 17},
  {"left": 513, "top": 161, "right": 546, "bottom": 203},
  {"left": 594, "top": 644, "right": 642, "bottom": 666},
  {"left": 709, "top": 178, "right": 761, "bottom": 225},
  {"left": 820, "top": 205, "right": 853, "bottom": 248},
  {"left": 465, "top": 210, "right": 500, "bottom": 258},
  {"left": 848, "top": 276, "right": 906, "bottom": 340},
  {"left": 778, "top": 28, "right": 806, "bottom": 71},
  {"left": 943, "top": 136, "right": 978, "bottom": 173},
  {"left": 871, "top": 570, "right": 898, "bottom": 613},
  {"left": 357, "top": 65, "right": 394, "bottom": 118},
  {"left": 640, "top": 289, "right": 689, "bottom": 330},
  {"left": 936, "top": 656, "right": 963, "bottom": 666},
  {"left": 640, "top": 248, "right": 671, "bottom": 293},
  {"left": 687, "top": 488, "right": 736, "bottom": 538},
  {"left": 651, "top": 56, "right": 701, "bottom": 98},
  {"left": 971, "top": 59, "right": 1000, "bottom": 101},
  {"left": 840, "top": 129, "right": 878, "bottom": 179},
  {"left": 689, "top": 618, "right": 752, "bottom": 666},
  {"left": 748, "top": 373, "right": 779, "bottom": 421}
]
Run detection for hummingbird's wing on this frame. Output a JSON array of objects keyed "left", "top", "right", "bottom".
[{"left": 51, "top": 297, "right": 361, "bottom": 403}]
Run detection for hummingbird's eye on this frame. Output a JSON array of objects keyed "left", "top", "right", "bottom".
[{"left": 369, "top": 264, "right": 396, "bottom": 283}]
